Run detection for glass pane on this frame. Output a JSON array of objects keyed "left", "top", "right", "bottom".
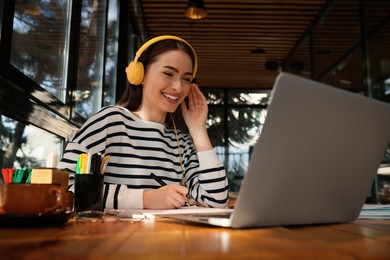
[
  {"left": 228, "top": 89, "right": 270, "bottom": 105},
  {"left": 321, "top": 47, "right": 364, "bottom": 93},
  {"left": 207, "top": 107, "right": 226, "bottom": 190},
  {"left": 367, "top": 22, "right": 390, "bottom": 102},
  {"left": 202, "top": 88, "right": 224, "bottom": 105},
  {"left": 0, "top": 1, "right": 3, "bottom": 42},
  {"left": 365, "top": 0, "right": 390, "bottom": 35},
  {"left": 226, "top": 107, "right": 265, "bottom": 192},
  {"left": 313, "top": 0, "right": 361, "bottom": 79},
  {"left": 75, "top": 0, "right": 107, "bottom": 118},
  {"left": 366, "top": 21, "right": 390, "bottom": 164},
  {"left": 0, "top": 115, "right": 62, "bottom": 170},
  {"left": 207, "top": 107, "right": 225, "bottom": 147},
  {"left": 103, "top": 0, "right": 119, "bottom": 106},
  {"left": 285, "top": 35, "right": 312, "bottom": 79},
  {"left": 10, "top": 0, "right": 72, "bottom": 102}
]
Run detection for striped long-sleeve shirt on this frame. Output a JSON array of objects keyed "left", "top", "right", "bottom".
[{"left": 57, "top": 105, "right": 229, "bottom": 209}]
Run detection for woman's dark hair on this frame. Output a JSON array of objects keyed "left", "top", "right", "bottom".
[{"left": 117, "top": 38, "right": 196, "bottom": 113}]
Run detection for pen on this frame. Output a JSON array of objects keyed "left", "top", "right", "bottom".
[
  {"left": 150, "top": 172, "right": 167, "bottom": 186},
  {"left": 150, "top": 172, "right": 190, "bottom": 207},
  {"left": 90, "top": 153, "right": 101, "bottom": 174},
  {"left": 100, "top": 155, "right": 110, "bottom": 175}
]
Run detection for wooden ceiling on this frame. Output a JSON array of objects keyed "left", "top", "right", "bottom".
[{"left": 134, "top": 0, "right": 328, "bottom": 89}]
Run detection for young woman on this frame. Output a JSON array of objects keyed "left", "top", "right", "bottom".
[{"left": 58, "top": 35, "right": 228, "bottom": 210}]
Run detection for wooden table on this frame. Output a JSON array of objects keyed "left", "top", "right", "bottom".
[{"left": 1, "top": 216, "right": 390, "bottom": 259}]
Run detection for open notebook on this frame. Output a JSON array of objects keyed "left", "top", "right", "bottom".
[{"left": 158, "top": 72, "right": 390, "bottom": 228}]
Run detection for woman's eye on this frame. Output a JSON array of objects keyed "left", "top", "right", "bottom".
[
  {"left": 182, "top": 78, "right": 191, "bottom": 83},
  {"left": 163, "top": 72, "right": 173, "bottom": 77}
]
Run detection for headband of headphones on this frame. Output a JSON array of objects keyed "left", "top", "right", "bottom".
[{"left": 125, "top": 35, "right": 198, "bottom": 85}]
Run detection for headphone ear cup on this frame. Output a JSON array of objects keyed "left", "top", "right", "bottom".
[{"left": 126, "top": 61, "right": 144, "bottom": 85}]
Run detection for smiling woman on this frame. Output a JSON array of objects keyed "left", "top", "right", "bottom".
[
  {"left": 57, "top": 35, "right": 229, "bottom": 211},
  {"left": 140, "top": 50, "right": 193, "bottom": 119}
]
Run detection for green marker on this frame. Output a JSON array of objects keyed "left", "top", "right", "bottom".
[{"left": 76, "top": 156, "right": 81, "bottom": 174}]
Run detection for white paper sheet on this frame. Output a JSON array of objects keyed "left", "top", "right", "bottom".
[{"left": 358, "top": 204, "right": 390, "bottom": 219}]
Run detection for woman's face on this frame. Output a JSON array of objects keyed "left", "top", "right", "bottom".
[{"left": 140, "top": 50, "right": 193, "bottom": 122}]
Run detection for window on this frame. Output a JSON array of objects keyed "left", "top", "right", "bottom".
[
  {"left": 11, "top": 0, "right": 72, "bottom": 102},
  {"left": 1, "top": 0, "right": 122, "bottom": 174},
  {"left": 74, "top": 0, "right": 108, "bottom": 118},
  {"left": 285, "top": 36, "right": 312, "bottom": 79},
  {"left": 321, "top": 47, "right": 364, "bottom": 93},
  {"left": 203, "top": 88, "right": 270, "bottom": 193},
  {"left": 366, "top": 22, "right": 390, "bottom": 103},
  {"left": 0, "top": 115, "right": 62, "bottom": 169},
  {"left": 103, "top": 0, "right": 120, "bottom": 106},
  {"left": 366, "top": 22, "right": 390, "bottom": 164},
  {"left": 312, "top": 0, "right": 361, "bottom": 81}
]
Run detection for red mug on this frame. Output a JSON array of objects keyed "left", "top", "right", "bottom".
[{"left": 0, "top": 184, "right": 66, "bottom": 215}]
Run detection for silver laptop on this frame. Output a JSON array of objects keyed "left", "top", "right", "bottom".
[{"left": 163, "top": 72, "right": 390, "bottom": 228}]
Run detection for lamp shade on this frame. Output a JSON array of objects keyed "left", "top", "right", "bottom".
[{"left": 185, "top": 0, "right": 207, "bottom": 19}]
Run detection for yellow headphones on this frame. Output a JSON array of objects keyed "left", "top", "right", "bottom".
[{"left": 125, "top": 35, "right": 198, "bottom": 85}]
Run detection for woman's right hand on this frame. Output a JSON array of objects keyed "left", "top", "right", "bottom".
[{"left": 143, "top": 184, "right": 188, "bottom": 209}]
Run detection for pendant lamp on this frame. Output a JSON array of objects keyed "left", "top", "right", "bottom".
[{"left": 185, "top": 0, "right": 207, "bottom": 20}]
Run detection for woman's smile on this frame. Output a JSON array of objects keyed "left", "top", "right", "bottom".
[{"left": 162, "top": 92, "right": 180, "bottom": 103}]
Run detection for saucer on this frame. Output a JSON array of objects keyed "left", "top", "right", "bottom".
[{"left": 0, "top": 211, "right": 74, "bottom": 227}]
